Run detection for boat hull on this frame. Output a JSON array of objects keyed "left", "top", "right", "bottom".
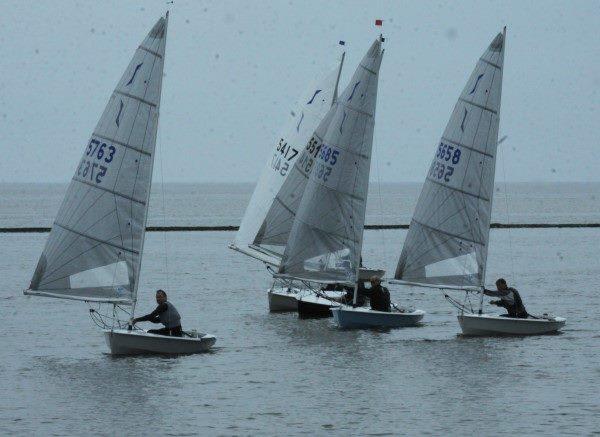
[
  {"left": 268, "top": 287, "right": 299, "bottom": 312},
  {"left": 331, "top": 306, "right": 425, "bottom": 328},
  {"left": 297, "top": 293, "right": 343, "bottom": 318},
  {"left": 458, "top": 313, "right": 566, "bottom": 336},
  {"left": 104, "top": 329, "right": 216, "bottom": 355}
]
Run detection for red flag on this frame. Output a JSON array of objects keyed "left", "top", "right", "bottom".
[{"left": 375, "top": 19, "right": 383, "bottom": 26}]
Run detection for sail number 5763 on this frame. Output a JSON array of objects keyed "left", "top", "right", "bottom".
[{"left": 77, "top": 138, "right": 117, "bottom": 184}]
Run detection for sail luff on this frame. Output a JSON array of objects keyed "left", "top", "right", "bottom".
[
  {"left": 132, "top": 11, "right": 169, "bottom": 305},
  {"left": 395, "top": 30, "right": 506, "bottom": 289},
  {"left": 480, "top": 26, "right": 505, "bottom": 286}
]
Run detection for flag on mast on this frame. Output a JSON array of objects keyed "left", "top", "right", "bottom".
[{"left": 375, "top": 19, "right": 383, "bottom": 26}]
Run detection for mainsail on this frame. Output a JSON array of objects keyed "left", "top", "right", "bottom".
[
  {"left": 25, "top": 15, "right": 168, "bottom": 303},
  {"left": 232, "top": 54, "right": 345, "bottom": 265},
  {"left": 395, "top": 29, "right": 506, "bottom": 288},
  {"left": 277, "top": 38, "right": 384, "bottom": 284}
]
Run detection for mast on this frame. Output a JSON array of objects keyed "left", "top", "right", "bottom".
[
  {"left": 479, "top": 25, "right": 507, "bottom": 314},
  {"left": 131, "top": 11, "right": 169, "bottom": 317},
  {"left": 352, "top": 34, "right": 384, "bottom": 306}
]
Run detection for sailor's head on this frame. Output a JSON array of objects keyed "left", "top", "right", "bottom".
[
  {"left": 495, "top": 278, "right": 508, "bottom": 291},
  {"left": 156, "top": 289, "right": 167, "bottom": 304},
  {"left": 370, "top": 276, "right": 381, "bottom": 286}
]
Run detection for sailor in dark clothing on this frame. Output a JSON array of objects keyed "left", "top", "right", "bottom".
[
  {"left": 368, "top": 276, "right": 391, "bottom": 312},
  {"left": 131, "top": 289, "right": 183, "bottom": 336},
  {"left": 341, "top": 281, "right": 368, "bottom": 306},
  {"left": 484, "top": 278, "right": 528, "bottom": 318}
]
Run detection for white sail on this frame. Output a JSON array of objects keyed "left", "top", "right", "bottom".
[
  {"left": 236, "top": 54, "right": 344, "bottom": 265},
  {"left": 232, "top": 54, "right": 345, "bottom": 265},
  {"left": 395, "top": 29, "right": 506, "bottom": 288},
  {"left": 25, "top": 15, "right": 168, "bottom": 304},
  {"left": 277, "top": 39, "right": 384, "bottom": 284}
]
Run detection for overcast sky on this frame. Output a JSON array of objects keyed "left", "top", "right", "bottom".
[{"left": 0, "top": 0, "right": 598, "bottom": 183}]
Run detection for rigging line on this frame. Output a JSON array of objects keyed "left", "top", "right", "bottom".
[
  {"left": 159, "top": 123, "right": 170, "bottom": 291},
  {"left": 373, "top": 109, "right": 387, "bottom": 266},
  {"left": 500, "top": 141, "right": 515, "bottom": 285}
]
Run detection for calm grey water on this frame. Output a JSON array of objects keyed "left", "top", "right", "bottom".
[
  {"left": 1, "top": 183, "right": 599, "bottom": 435},
  {"left": 2, "top": 182, "right": 600, "bottom": 227}
]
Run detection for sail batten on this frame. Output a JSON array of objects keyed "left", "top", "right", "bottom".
[
  {"left": 440, "top": 137, "right": 494, "bottom": 158},
  {"left": 91, "top": 133, "right": 153, "bottom": 156},
  {"left": 72, "top": 178, "right": 147, "bottom": 205},
  {"left": 425, "top": 177, "right": 491, "bottom": 202},
  {"left": 458, "top": 97, "right": 497, "bottom": 114},
  {"left": 52, "top": 222, "right": 140, "bottom": 254},
  {"left": 138, "top": 45, "right": 163, "bottom": 58},
  {"left": 395, "top": 30, "right": 506, "bottom": 288},
  {"left": 26, "top": 15, "right": 168, "bottom": 304},
  {"left": 114, "top": 90, "right": 158, "bottom": 107}
]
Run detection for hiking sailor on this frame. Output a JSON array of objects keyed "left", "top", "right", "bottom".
[
  {"left": 368, "top": 276, "right": 391, "bottom": 312},
  {"left": 484, "top": 278, "right": 528, "bottom": 319},
  {"left": 131, "top": 289, "right": 183, "bottom": 336}
]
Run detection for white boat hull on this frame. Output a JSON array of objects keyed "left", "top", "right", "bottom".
[
  {"left": 331, "top": 306, "right": 425, "bottom": 328},
  {"left": 458, "top": 313, "right": 566, "bottom": 336},
  {"left": 268, "top": 287, "right": 300, "bottom": 312},
  {"left": 104, "top": 329, "right": 216, "bottom": 355}
]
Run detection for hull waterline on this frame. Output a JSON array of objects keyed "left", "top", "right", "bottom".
[
  {"left": 297, "top": 293, "right": 343, "bottom": 318},
  {"left": 458, "top": 313, "right": 566, "bottom": 336},
  {"left": 331, "top": 306, "right": 425, "bottom": 329},
  {"left": 104, "top": 329, "right": 216, "bottom": 355},
  {"left": 268, "top": 287, "right": 299, "bottom": 312}
]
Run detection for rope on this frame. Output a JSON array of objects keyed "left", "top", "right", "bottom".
[
  {"left": 500, "top": 142, "right": 516, "bottom": 285},
  {"left": 87, "top": 302, "right": 135, "bottom": 330},
  {"left": 373, "top": 127, "right": 387, "bottom": 262},
  {"left": 443, "top": 290, "right": 473, "bottom": 314},
  {"left": 158, "top": 119, "right": 170, "bottom": 291}
]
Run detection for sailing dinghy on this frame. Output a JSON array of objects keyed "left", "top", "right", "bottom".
[
  {"left": 392, "top": 28, "right": 565, "bottom": 336},
  {"left": 24, "top": 13, "right": 216, "bottom": 354},
  {"left": 271, "top": 37, "right": 407, "bottom": 320},
  {"left": 313, "top": 38, "right": 424, "bottom": 328},
  {"left": 230, "top": 49, "right": 346, "bottom": 311}
]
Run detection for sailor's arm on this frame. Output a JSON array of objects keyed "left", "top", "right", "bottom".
[
  {"left": 132, "top": 303, "right": 168, "bottom": 324},
  {"left": 483, "top": 288, "right": 501, "bottom": 297}
]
